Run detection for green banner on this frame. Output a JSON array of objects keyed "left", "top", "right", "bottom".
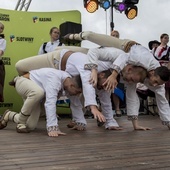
[{"left": 0, "top": 8, "right": 81, "bottom": 114}]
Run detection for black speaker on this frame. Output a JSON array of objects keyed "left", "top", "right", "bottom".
[{"left": 59, "top": 21, "right": 82, "bottom": 45}]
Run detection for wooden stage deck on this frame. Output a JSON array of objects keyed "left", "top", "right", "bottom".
[{"left": 1, "top": 115, "right": 170, "bottom": 170}]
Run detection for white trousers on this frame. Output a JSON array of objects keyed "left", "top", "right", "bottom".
[
  {"left": 81, "top": 31, "right": 131, "bottom": 50},
  {"left": 11, "top": 76, "right": 44, "bottom": 130},
  {"left": 15, "top": 47, "right": 88, "bottom": 75}
]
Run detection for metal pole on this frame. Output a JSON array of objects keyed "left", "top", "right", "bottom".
[
  {"left": 19, "top": 0, "right": 26, "bottom": 11},
  {"left": 25, "top": 0, "right": 32, "bottom": 11},
  {"left": 15, "top": 0, "right": 32, "bottom": 11},
  {"left": 110, "top": 0, "right": 115, "bottom": 31}
]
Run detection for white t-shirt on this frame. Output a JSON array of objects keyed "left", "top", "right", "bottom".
[
  {"left": 29, "top": 68, "right": 71, "bottom": 128},
  {"left": 38, "top": 40, "right": 65, "bottom": 55}
]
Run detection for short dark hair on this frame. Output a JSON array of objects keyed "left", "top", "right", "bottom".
[
  {"left": 72, "top": 75, "right": 82, "bottom": 89},
  {"left": 101, "top": 69, "right": 112, "bottom": 78},
  {"left": 155, "top": 66, "right": 170, "bottom": 82}
]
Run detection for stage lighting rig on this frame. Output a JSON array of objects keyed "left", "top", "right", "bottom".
[{"left": 83, "top": 0, "right": 139, "bottom": 20}]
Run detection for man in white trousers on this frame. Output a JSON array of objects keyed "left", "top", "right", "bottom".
[
  {"left": 14, "top": 49, "right": 107, "bottom": 130},
  {"left": 95, "top": 63, "right": 148, "bottom": 130},
  {"left": 0, "top": 68, "right": 82, "bottom": 137}
]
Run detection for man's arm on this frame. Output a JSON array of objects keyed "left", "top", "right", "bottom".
[
  {"left": 44, "top": 76, "right": 66, "bottom": 137},
  {"left": 146, "top": 82, "right": 170, "bottom": 129},
  {"left": 126, "top": 83, "right": 151, "bottom": 130},
  {"left": 86, "top": 48, "right": 129, "bottom": 90},
  {"left": 87, "top": 47, "right": 127, "bottom": 67},
  {"left": 102, "top": 53, "right": 129, "bottom": 91},
  {"left": 90, "top": 105, "right": 106, "bottom": 123},
  {"left": 102, "top": 70, "right": 119, "bottom": 91},
  {"left": 75, "top": 67, "right": 106, "bottom": 123}
]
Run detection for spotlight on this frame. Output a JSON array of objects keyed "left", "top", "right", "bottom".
[
  {"left": 114, "top": 2, "right": 126, "bottom": 12},
  {"left": 100, "top": 0, "right": 111, "bottom": 10},
  {"left": 86, "top": 0, "right": 99, "bottom": 13},
  {"left": 125, "top": 5, "right": 138, "bottom": 19}
]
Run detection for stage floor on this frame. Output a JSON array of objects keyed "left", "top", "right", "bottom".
[{"left": 1, "top": 115, "right": 170, "bottom": 170}]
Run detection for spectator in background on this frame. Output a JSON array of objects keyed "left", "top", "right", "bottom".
[
  {"left": 152, "top": 33, "right": 169, "bottom": 61},
  {"left": 38, "top": 27, "right": 65, "bottom": 55},
  {"left": 152, "top": 33, "right": 170, "bottom": 102},
  {"left": 148, "top": 40, "right": 160, "bottom": 51},
  {"left": 0, "top": 22, "right": 6, "bottom": 102},
  {"left": 38, "top": 26, "right": 65, "bottom": 118},
  {"left": 110, "top": 30, "right": 120, "bottom": 38},
  {"left": 110, "top": 30, "right": 124, "bottom": 117}
]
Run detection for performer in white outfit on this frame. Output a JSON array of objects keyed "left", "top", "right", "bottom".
[
  {"left": 95, "top": 52, "right": 170, "bottom": 130},
  {"left": 0, "top": 22, "right": 6, "bottom": 102},
  {"left": 85, "top": 46, "right": 170, "bottom": 130},
  {"left": 38, "top": 27, "right": 64, "bottom": 55},
  {"left": 0, "top": 68, "right": 82, "bottom": 137},
  {"left": 95, "top": 62, "right": 147, "bottom": 130},
  {"left": 64, "top": 32, "right": 170, "bottom": 130},
  {"left": 0, "top": 22, "right": 6, "bottom": 60},
  {"left": 15, "top": 49, "right": 106, "bottom": 130},
  {"left": 66, "top": 45, "right": 170, "bottom": 130}
]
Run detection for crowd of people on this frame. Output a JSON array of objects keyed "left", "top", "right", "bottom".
[{"left": 0, "top": 24, "right": 170, "bottom": 137}]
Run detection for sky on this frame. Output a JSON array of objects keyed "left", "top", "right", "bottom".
[{"left": 0, "top": 0, "right": 169, "bottom": 48}]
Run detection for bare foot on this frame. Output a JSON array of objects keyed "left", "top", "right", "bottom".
[{"left": 48, "top": 130, "right": 66, "bottom": 137}]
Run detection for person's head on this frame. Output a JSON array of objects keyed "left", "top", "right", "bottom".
[
  {"left": 148, "top": 40, "right": 160, "bottom": 50},
  {"left": 0, "top": 22, "right": 4, "bottom": 34},
  {"left": 110, "top": 30, "right": 120, "bottom": 38},
  {"left": 160, "top": 33, "right": 169, "bottom": 45},
  {"left": 121, "top": 65, "right": 147, "bottom": 84},
  {"left": 49, "top": 27, "right": 60, "bottom": 42},
  {"left": 64, "top": 75, "right": 82, "bottom": 96},
  {"left": 97, "top": 69, "right": 112, "bottom": 90},
  {"left": 148, "top": 66, "right": 170, "bottom": 86}
]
